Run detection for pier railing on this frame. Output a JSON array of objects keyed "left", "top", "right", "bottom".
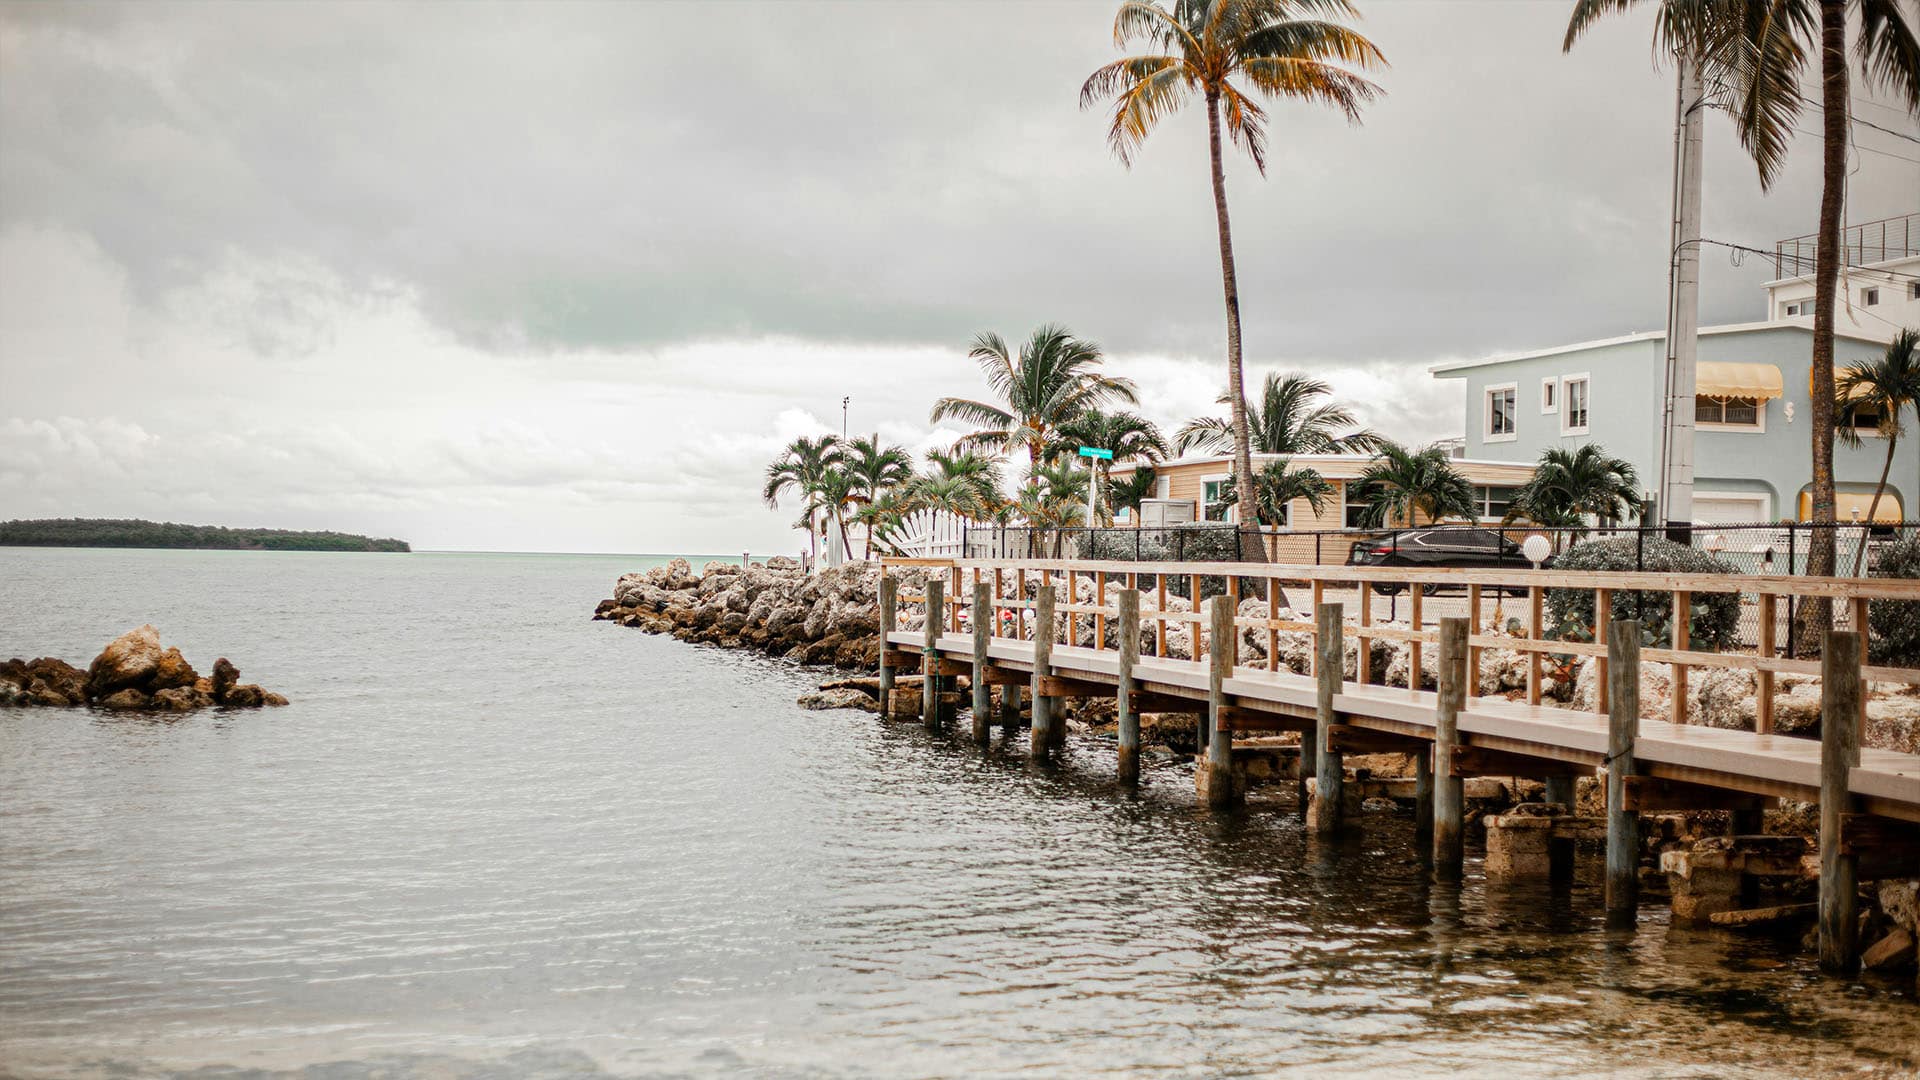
[{"left": 880, "top": 555, "right": 1920, "bottom": 733}]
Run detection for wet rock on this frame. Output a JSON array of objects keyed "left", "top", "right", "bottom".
[
  {"left": 797, "top": 687, "right": 877, "bottom": 712},
  {"left": 98, "top": 688, "right": 151, "bottom": 710},
  {"left": 0, "top": 657, "right": 87, "bottom": 707},
  {"left": 151, "top": 686, "right": 214, "bottom": 712}
]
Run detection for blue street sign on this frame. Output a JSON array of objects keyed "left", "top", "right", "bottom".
[{"left": 1077, "top": 446, "right": 1113, "bottom": 460}]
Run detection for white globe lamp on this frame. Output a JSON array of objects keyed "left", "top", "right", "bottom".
[{"left": 1522, "top": 534, "right": 1552, "bottom": 570}]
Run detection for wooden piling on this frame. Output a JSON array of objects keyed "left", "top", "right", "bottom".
[
  {"left": 1819, "top": 629, "right": 1862, "bottom": 972},
  {"left": 1117, "top": 587, "right": 1141, "bottom": 786},
  {"left": 970, "top": 580, "right": 991, "bottom": 746},
  {"left": 1605, "top": 618, "right": 1641, "bottom": 927},
  {"left": 923, "top": 577, "right": 944, "bottom": 730},
  {"left": 1433, "top": 617, "right": 1467, "bottom": 879},
  {"left": 1030, "top": 585, "right": 1055, "bottom": 759},
  {"left": 877, "top": 575, "right": 896, "bottom": 720},
  {"left": 1204, "top": 595, "right": 1238, "bottom": 809},
  {"left": 1544, "top": 775, "right": 1576, "bottom": 813},
  {"left": 1310, "top": 603, "right": 1344, "bottom": 833},
  {"left": 1414, "top": 742, "right": 1434, "bottom": 838}
]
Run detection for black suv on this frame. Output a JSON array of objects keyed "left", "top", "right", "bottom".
[{"left": 1345, "top": 527, "right": 1542, "bottom": 595}]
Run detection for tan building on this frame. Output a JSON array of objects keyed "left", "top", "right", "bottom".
[{"left": 1109, "top": 452, "right": 1538, "bottom": 563}]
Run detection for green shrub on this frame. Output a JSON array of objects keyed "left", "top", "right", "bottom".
[
  {"left": 1086, "top": 524, "right": 1241, "bottom": 564},
  {"left": 1545, "top": 537, "right": 1741, "bottom": 651},
  {"left": 1868, "top": 534, "right": 1920, "bottom": 666}
]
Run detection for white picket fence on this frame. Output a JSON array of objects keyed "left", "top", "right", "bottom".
[{"left": 889, "top": 509, "right": 968, "bottom": 558}]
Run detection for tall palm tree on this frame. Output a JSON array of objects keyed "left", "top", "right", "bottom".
[
  {"left": 930, "top": 325, "right": 1138, "bottom": 478},
  {"left": 925, "top": 447, "right": 1006, "bottom": 518},
  {"left": 842, "top": 434, "right": 915, "bottom": 505},
  {"left": 763, "top": 435, "right": 842, "bottom": 562},
  {"left": 1508, "top": 444, "right": 1642, "bottom": 538},
  {"left": 1082, "top": 0, "right": 1385, "bottom": 557},
  {"left": 1348, "top": 442, "right": 1477, "bottom": 528},
  {"left": 1838, "top": 328, "right": 1920, "bottom": 572},
  {"left": 1217, "top": 458, "right": 1334, "bottom": 526},
  {"left": 906, "top": 473, "right": 992, "bottom": 520},
  {"left": 1568, "top": 0, "right": 1920, "bottom": 607},
  {"left": 1050, "top": 408, "right": 1171, "bottom": 513},
  {"left": 1175, "top": 371, "right": 1385, "bottom": 456},
  {"left": 815, "top": 464, "right": 858, "bottom": 565}
]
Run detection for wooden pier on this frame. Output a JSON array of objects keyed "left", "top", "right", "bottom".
[{"left": 878, "top": 555, "right": 1920, "bottom": 972}]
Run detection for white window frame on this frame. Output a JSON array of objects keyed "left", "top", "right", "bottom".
[
  {"left": 1200, "top": 472, "right": 1233, "bottom": 522},
  {"left": 1695, "top": 395, "right": 1767, "bottom": 433},
  {"left": 1782, "top": 298, "right": 1809, "bottom": 317},
  {"left": 1540, "top": 377, "right": 1558, "bottom": 414},
  {"left": 1155, "top": 475, "right": 1171, "bottom": 500},
  {"left": 1341, "top": 481, "right": 1373, "bottom": 529},
  {"left": 1483, "top": 382, "right": 1518, "bottom": 443},
  {"left": 1561, "top": 373, "right": 1591, "bottom": 435},
  {"left": 1863, "top": 286, "right": 1880, "bottom": 307},
  {"left": 1910, "top": 281, "right": 1920, "bottom": 301}
]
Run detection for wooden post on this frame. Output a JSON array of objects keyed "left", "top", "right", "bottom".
[
  {"left": 1095, "top": 571, "right": 1108, "bottom": 650},
  {"left": 1030, "top": 585, "right": 1055, "bottom": 760},
  {"left": 1527, "top": 585, "right": 1544, "bottom": 706},
  {"left": 1310, "top": 602, "right": 1344, "bottom": 834},
  {"left": 971, "top": 580, "right": 992, "bottom": 746},
  {"left": 1756, "top": 591, "right": 1777, "bottom": 735},
  {"left": 1156, "top": 574, "right": 1168, "bottom": 658},
  {"left": 1544, "top": 775, "right": 1575, "bottom": 813},
  {"left": 1595, "top": 587, "right": 1612, "bottom": 716},
  {"left": 1358, "top": 582, "right": 1373, "bottom": 684},
  {"left": 1409, "top": 584, "right": 1424, "bottom": 690},
  {"left": 1853, "top": 596, "right": 1871, "bottom": 731},
  {"left": 878, "top": 575, "right": 896, "bottom": 719},
  {"left": 1819, "top": 629, "right": 1863, "bottom": 972},
  {"left": 1117, "top": 588, "right": 1141, "bottom": 785},
  {"left": 1671, "top": 590, "right": 1691, "bottom": 725},
  {"left": 1203, "top": 595, "right": 1238, "bottom": 809},
  {"left": 923, "top": 577, "right": 944, "bottom": 730},
  {"left": 1433, "top": 617, "right": 1467, "bottom": 879},
  {"left": 1001, "top": 683, "right": 1022, "bottom": 729},
  {"left": 1466, "top": 583, "right": 1482, "bottom": 698},
  {"left": 1191, "top": 574, "right": 1206, "bottom": 668},
  {"left": 1605, "top": 618, "right": 1641, "bottom": 927},
  {"left": 1414, "top": 741, "right": 1434, "bottom": 838},
  {"left": 1015, "top": 570, "right": 1027, "bottom": 640}
]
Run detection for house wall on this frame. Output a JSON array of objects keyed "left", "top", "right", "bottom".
[
  {"left": 1444, "top": 325, "right": 1913, "bottom": 523},
  {"left": 1766, "top": 255, "right": 1920, "bottom": 343}
]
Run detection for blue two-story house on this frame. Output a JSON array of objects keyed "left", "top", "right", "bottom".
[{"left": 1433, "top": 223, "right": 1918, "bottom": 528}]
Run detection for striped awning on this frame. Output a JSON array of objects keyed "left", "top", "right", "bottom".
[{"left": 1698, "top": 362, "right": 1784, "bottom": 400}]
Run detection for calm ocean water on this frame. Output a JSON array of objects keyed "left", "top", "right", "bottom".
[{"left": 1, "top": 547, "right": 1917, "bottom": 1078}]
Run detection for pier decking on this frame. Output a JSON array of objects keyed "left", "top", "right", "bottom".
[{"left": 878, "top": 555, "right": 1920, "bottom": 971}]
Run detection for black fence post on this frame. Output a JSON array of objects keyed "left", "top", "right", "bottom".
[{"left": 1787, "top": 525, "right": 1798, "bottom": 659}]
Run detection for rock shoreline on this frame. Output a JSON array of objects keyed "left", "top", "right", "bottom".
[{"left": 2, "top": 625, "right": 287, "bottom": 712}]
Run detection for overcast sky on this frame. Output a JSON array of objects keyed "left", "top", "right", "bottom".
[{"left": 2, "top": 1, "right": 1915, "bottom": 554}]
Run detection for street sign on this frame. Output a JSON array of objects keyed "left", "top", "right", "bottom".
[{"left": 1077, "top": 446, "right": 1113, "bottom": 460}]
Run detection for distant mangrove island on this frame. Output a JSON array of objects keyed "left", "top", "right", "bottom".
[{"left": 0, "top": 518, "right": 411, "bottom": 553}]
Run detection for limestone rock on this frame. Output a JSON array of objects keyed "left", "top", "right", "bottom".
[
  {"left": 85, "top": 624, "right": 164, "bottom": 699},
  {"left": 98, "top": 688, "right": 151, "bottom": 710},
  {"left": 797, "top": 687, "right": 877, "bottom": 712},
  {"left": 1862, "top": 928, "right": 1915, "bottom": 972}
]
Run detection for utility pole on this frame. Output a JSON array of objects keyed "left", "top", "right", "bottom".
[
  {"left": 841, "top": 396, "right": 849, "bottom": 442},
  {"left": 1659, "top": 52, "right": 1705, "bottom": 539}
]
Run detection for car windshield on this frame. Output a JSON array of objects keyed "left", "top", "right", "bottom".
[{"left": 1397, "top": 529, "right": 1507, "bottom": 552}]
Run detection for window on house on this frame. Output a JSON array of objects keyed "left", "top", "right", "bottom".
[
  {"left": 1343, "top": 483, "right": 1374, "bottom": 529},
  {"left": 1563, "top": 376, "right": 1590, "bottom": 433},
  {"left": 1541, "top": 379, "right": 1557, "bottom": 412},
  {"left": 1847, "top": 404, "right": 1886, "bottom": 433},
  {"left": 1695, "top": 395, "right": 1762, "bottom": 427},
  {"left": 1202, "top": 478, "right": 1230, "bottom": 521},
  {"left": 1910, "top": 282, "right": 1920, "bottom": 301},
  {"left": 1863, "top": 287, "right": 1880, "bottom": 307},
  {"left": 1782, "top": 299, "right": 1809, "bottom": 317},
  {"left": 1485, "top": 385, "right": 1517, "bottom": 439},
  {"left": 1477, "top": 485, "right": 1520, "bottom": 521}
]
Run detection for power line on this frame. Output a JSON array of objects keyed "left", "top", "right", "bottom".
[
  {"left": 1787, "top": 126, "right": 1920, "bottom": 164},
  {"left": 1788, "top": 88, "right": 1920, "bottom": 146},
  {"left": 1702, "top": 238, "right": 1920, "bottom": 283}
]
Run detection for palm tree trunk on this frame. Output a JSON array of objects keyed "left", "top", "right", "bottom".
[
  {"left": 1852, "top": 434, "right": 1896, "bottom": 576},
  {"left": 1799, "top": 0, "right": 1847, "bottom": 636},
  {"left": 1204, "top": 89, "right": 1263, "bottom": 564}
]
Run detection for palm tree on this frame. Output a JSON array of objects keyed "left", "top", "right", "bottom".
[
  {"left": 1082, "top": 0, "right": 1385, "bottom": 557},
  {"left": 839, "top": 434, "right": 915, "bottom": 557},
  {"left": 1568, "top": 0, "right": 1920, "bottom": 611},
  {"left": 763, "top": 435, "right": 842, "bottom": 562},
  {"left": 906, "top": 473, "right": 992, "bottom": 520},
  {"left": 1838, "top": 328, "right": 1920, "bottom": 573},
  {"left": 815, "top": 465, "right": 858, "bottom": 565},
  {"left": 1508, "top": 444, "right": 1642, "bottom": 539},
  {"left": 1050, "top": 408, "right": 1170, "bottom": 517},
  {"left": 1175, "top": 371, "right": 1385, "bottom": 456},
  {"left": 925, "top": 447, "right": 1005, "bottom": 517},
  {"left": 1217, "top": 458, "right": 1334, "bottom": 526},
  {"left": 1348, "top": 442, "right": 1477, "bottom": 528},
  {"left": 929, "top": 325, "right": 1138, "bottom": 478},
  {"left": 852, "top": 490, "right": 913, "bottom": 558},
  {"left": 1108, "top": 465, "right": 1160, "bottom": 524}
]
